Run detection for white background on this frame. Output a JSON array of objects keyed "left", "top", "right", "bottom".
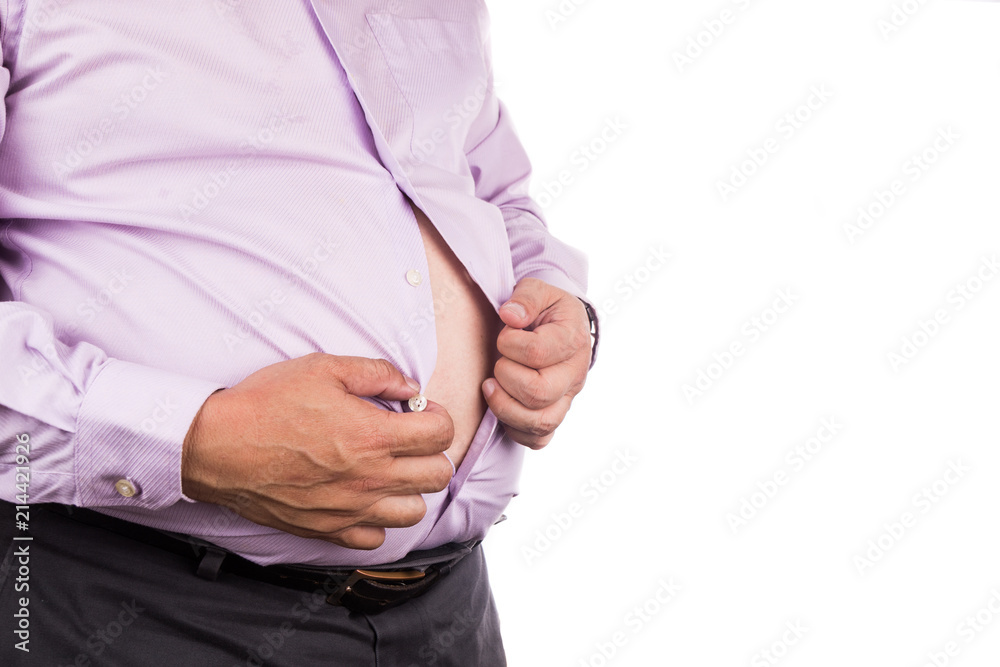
[{"left": 481, "top": 1, "right": 1000, "bottom": 666}]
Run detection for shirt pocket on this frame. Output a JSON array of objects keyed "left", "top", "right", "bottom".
[{"left": 365, "top": 13, "right": 488, "bottom": 174}]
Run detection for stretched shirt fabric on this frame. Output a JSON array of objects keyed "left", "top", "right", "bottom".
[{"left": 0, "top": 0, "right": 594, "bottom": 566}]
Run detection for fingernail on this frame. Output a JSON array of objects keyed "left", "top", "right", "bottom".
[
  {"left": 404, "top": 376, "right": 420, "bottom": 393},
  {"left": 483, "top": 379, "right": 496, "bottom": 398},
  {"left": 501, "top": 302, "right": 526, "bottom": 319}
]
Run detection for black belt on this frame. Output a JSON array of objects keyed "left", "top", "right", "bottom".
[{"left": 38, "top": 504, "right": 477, "bottom": 615}]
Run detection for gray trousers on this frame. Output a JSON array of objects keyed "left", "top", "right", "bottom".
[{"left": 0, "top": 502, "right": 506, "bottom": 666}]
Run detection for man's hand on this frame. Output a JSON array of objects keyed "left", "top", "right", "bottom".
[
  {"left": 483, "top": 277, "right": 593, "bottom": 449},
  {"left": 181, "top": 353, "right": 455, "bottom": 551}
]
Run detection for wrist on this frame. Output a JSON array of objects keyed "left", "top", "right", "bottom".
[{"left": 181, "top": 388, "right": 224, "bottom": 503}]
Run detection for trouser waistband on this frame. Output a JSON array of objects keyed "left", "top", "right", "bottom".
[{"left": 36, "top": 503, "right": 479, "bottom": 614}]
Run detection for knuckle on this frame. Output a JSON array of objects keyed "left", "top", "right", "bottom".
[
  {"left": 528, "top": 414, "right": 559, "bottom": 437},
  {"left": 341, "top": 528, "right": 386, "bottom": 550},
  {"left": 522, "top": 378, "right": 554, "bottom": 409},
  {"left": 528, "top": 436, "right": 552, "bottom": 450},
  {"left": 354, "top": 472, "right": 386, "bottom": 498},
  {"left": 305, "top": 352, "right": 345, "bottom": 382},
  {"left": 433, "top": 414, "right": 456, "bottom": 448},
  {"left": 359, "top": 535, "right": 387, "bottom": 550},
  {"left": 495, "top": 326, "right": 510, "bottom": 346},
  {"left": 302, "top": 351, "right": 327, "bottom": 364},
  {"left": 513, "top": 431, "right": 548, "bottom": 450},
  {"left": 569, "top": 327, "right": 591, "bottom": 354},
  {"left": 364, "top": 411, "right": 395, "bottom": 453},
  {"left": 309, "top": 351, "right": 337, "bottom": 371},
  {"left": 369, "top": 357, "right": 395, "bottom": 380},
  {"left": 429, "top": 460, "right": 453, "bottom": 491},
  {"left": 519, "top": 277, "right": 543, "bottom": 290},
  {"left": 523, "top": 340, "right": 547, "bottom": 367},
  {"left": 279, "top": 494, "right": 313, "bottom": 512},
  {"left": 310, "top": 516, "right": 350, "bottom": 535},
  {"left": 399, "top": 495, "right": 428, "bottom": 525},
  {"left": 341, "top": 494, "right": 372, "bottom": 514}
]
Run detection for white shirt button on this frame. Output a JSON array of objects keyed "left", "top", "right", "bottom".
[
  {"left": 405, "top": 269, "right": 422, "bottom": 287},
  {"left": 408, "top": 394, "right": 428, "bottom": 412},
  {"left": 115, "top": 479, "right": 137, "bottom": 498}
]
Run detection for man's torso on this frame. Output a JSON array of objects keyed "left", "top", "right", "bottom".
[{"left": 0, "top": 0, "right": 522, "bottom": 566}]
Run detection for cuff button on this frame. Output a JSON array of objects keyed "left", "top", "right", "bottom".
[{"left": 115, "top": 479, "right": 138, "bottom": 498}]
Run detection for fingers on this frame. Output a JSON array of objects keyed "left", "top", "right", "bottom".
[
  {"left": 372, "top": 400, "right": 455, "bottom": 457},
  {"left": 331, "top": 525, "right": 388, "bottom": 550},
  {"left": 306, "top": 494, "right": 425, "bottom": 549},
  {"left": 261, "top": 493, "right": 436, "bottom": 549},
  {"left": 497, "top": 321, "right": 587, "bottom": 369},
  {"left": 499, "top": 277, "right": 560, "bottom": 329},
  {"left": 303, "top": 494, "right": 432, "bottom": 533},
  {"left": 360, "top": 494, "right": 430, "bottom": 528},
  {"left": 381, "top": 453, "right": 454, "bottom": 495},
  {"left": 483, "top": 378, "right": 574, "bottom": 450},
  {"left": 493, "top": 356, "right": 584, "bottom": 410},
  {"left": 310, "top": 354, "right": 421, "bottom": 401}
]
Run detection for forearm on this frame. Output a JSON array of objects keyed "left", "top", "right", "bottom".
[{"left": 1, "top": 303, "right": 224, "bottom": 509}]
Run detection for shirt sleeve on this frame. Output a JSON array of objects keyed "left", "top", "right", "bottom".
[
  {"left": 0, "top": 34, "right": 225, "bottom": 510},
  {"left": 464, "top": 22, "right": 601, "bottom": 368}
]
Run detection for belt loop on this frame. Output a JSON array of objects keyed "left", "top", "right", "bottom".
[{"left": 196, "top": 546, "right": 228, "bottom": 581}]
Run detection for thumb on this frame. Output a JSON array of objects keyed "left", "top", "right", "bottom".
[
  {"left": 324, "top": 355, "right": 421, "bottom": 400},
  {"left": 499, "top": 278, "right": 554, "bottom": 329}
]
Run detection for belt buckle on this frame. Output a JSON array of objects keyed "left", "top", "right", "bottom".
[{"left": 325, "top": 568, "right": 426, "bottom": 607}]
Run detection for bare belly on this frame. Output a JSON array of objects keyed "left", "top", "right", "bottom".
[{"left": 410, "top": 202, "right": 503, "bottom": 469}]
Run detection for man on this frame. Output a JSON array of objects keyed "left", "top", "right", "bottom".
[{"left": 0, "top": 1, "right": 598, "bottom": 664}]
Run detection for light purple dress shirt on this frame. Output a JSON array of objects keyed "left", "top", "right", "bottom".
[{"left": 0, "top": 0, "right": 593, "bottom": 566}]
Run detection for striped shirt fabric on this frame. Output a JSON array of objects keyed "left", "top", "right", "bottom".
[{"left": 0, "top": 0, "right": 592, "bottom": 566}]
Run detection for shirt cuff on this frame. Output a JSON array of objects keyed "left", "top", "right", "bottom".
[
  {"left": 74, "top": 358, "right": 226, "bottom": 510},
  {"left": 517, "top": 268, "right": 600, "bottom": 370}
]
